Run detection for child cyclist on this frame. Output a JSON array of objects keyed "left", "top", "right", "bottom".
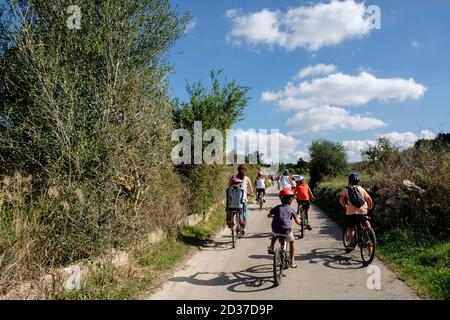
[
  {"left": 267, "top": 188, "right": 301, "bottom": 268},
  {"left": 293, "top": 176, "right": 315, "bottom": 231},
  {"left": 225, "top": 177, "right": 245, "bottom": 231}
]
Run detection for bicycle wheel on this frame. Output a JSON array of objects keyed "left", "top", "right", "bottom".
[
  {"left": 360, "top": 228, "right": 376, "bottom": 265},
  {"left": 237, "top": 222, "right": 242, "bottom": 239},
  {"left": 299, "top": 209, "right": 305, "bottom": 239},
  {"left": 273, "top": 247, "right": 283, "bottom": 286},
  {"left": 343, "top": 226, "right": 356, "bottom": 252},
  {"left": 231, "top": 215, "right": 237, "bottom": 248},
  {"left": 231, "top": 226, "right": 235, "bottom": 248}
]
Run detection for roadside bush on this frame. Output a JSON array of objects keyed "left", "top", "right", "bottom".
[{"left": 0, "top": 0, "right": 189, "bottom": 287}]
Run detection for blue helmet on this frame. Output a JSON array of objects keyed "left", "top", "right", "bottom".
[{"left": 348, "top": 172, "right": 361, "bottom": 184}]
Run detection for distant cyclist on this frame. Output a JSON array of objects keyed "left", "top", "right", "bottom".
[
  {"left": 294, "top": 176, "right": 314, "bottom": 231},
  {"left": 279, "top": 170, "right": 294, "bottom": 190},
  {"left": 255, "top": 172, "right": 266, "bottom": 203},
  {"left": 339, "top": 173, "right": 373, "bottom": 245},
  {"left": 228, "top": 164, "right": 253, "bottom": 235}
]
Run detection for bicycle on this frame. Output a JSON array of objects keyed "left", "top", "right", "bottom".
[
  {"left": 298, "top": 205, "right": 307, "bottom": 239},
  {"left": 272, "top": 233, "right": 290, "bottom": 286},
  {"left": 230, "top": 210, "right": 244, "bottom": 248},
  {"left": 257, "top": 192, "right": 264, "bottom": 211},
  {"left": 343, "top": 215, "right": 376, "bottom": 265}
]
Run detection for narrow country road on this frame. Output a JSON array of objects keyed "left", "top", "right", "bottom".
[{"left": 149, "top": 186, "right": 419, "bottom": 300}]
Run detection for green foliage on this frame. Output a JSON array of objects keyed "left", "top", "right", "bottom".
[
  {"left": 0, "top": 0, "right": 189, "bottom": 285},
  {"left": 308, "top": 140, "right": 347, "bottom": 186},
  {"left": 173, "top": 70, "right": 250, "bottom": 134},
  {"left": 378, "top": 229, "right": 450, "bottom": 300},
  {"left": 415, "top": 133, "right": 450, "bottom": 151},
  {"left": 172, "top": 70, "right": 250, "bottom": 220},
  {"left": 361, "top": 137, "right": 401, "bottom": 170}
]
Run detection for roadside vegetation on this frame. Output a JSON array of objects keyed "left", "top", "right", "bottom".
[
  {"left": 309, "top": 135, "right": 450, "bottom": 299},
  {"left": 0, "top": 0, "right": 261, "bottom": 298}
]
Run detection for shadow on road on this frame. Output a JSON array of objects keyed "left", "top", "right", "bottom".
[
  {"left": 168, "top": 264, "right": 276, "bottom": 293},
  {"left": 296, "top": 247, "right": 366, "bottom": 270},
  {"left": 249, "top": 248, "right": 365, "bottom": 270}
]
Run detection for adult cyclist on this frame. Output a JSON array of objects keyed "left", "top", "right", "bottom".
[{"left": 339, "top": 173, "right": 373, "bottom": 245}]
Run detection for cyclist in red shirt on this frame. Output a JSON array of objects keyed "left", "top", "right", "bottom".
[{"left": 293, "top": 176, "right": 315, "bottom": 231}]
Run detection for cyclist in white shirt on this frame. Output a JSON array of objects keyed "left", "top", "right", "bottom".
[
  {"left": 280, "top": 170, "right": 293, "bottom": 190},
  {"left": 255, "top": 172, "right": 266, "bottom": 203}
]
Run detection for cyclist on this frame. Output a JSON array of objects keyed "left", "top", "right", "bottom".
[
  {"left": 267, "top": 188, "right": 301, "bottom": 268},
  {"left": 228, "top": 164, "right": 253, "bottom": 235},
  {"left": 255, "top": 172, "right": 266, "bottom": 203},
  {"left": 294, "top": 176, "right": 314, "bottom": 231},
  {"left": 339, "top": 173, "right": 373, "bottom": 245},
  {"left": 279, "top": 170, "right": 294, "bottom": 190},
  {"left": 225, "top": 177, "right": 244, "bottom": 228}
]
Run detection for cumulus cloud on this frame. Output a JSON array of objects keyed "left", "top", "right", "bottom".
[
  {"left": 263, "top": 72, "right": 427, "bottom": 109},
  {"left": 380, "top": 130, "right": 437, "bottom": 149},
  {"left": 287, "top": 106, "right": 387, "bottom": 134},
  {"left": 343, "top": 140, "right": 377, "bottom": 162},
  {"left": 342, "top": 130, "right": 437, "bottom": 162},
  {"left": 296, "top": 64, "right": 337, "bottom": 79},
  {"left": 227, "top": 130, "right": 307, "bottom": 163},
  {"left": 226, "top": 0, "right": 374, "bottom": 51}
]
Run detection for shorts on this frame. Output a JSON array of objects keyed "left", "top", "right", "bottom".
[
  {"left": 256, "top": 188, "right": 266, "bottom": 195},
  {"left": 296, "top": 200, "right": 310, "bottom": 209},
  {"left": 346, "top": 214, "right": 369, "bottom": 227},
  {"left": 272, "top": 230, "right": 295, "bottom": 242}
]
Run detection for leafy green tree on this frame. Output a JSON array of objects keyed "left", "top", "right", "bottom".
[
  {"left": 361, "top": 137, "right": 399, "bottom": 164},
  {"left": 309, "top": 140, "right": 347, "bottom": 186}
]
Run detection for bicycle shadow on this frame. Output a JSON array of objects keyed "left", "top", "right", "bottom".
[
  {"left": 295, "top": 247, "right": 366, "bottom": 269},
  {"left": 168, "top": 264, "right": 276, "bottom": 293}
]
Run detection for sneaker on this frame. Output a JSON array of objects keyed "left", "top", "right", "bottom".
[
  {"left": 263, "top": 199, "right": 266, "bottom": 203},
  {"left": 267, "top": 246, "right": 274, "bottom": 254},
  {"left": 306, "top": 224, "right": 312, "bottom": 231},
  {"left": 290, "top": 261, "right": 298, "bottom": 268}
]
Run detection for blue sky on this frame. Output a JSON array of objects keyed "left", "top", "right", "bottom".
[{"left": 168, "top": 0, "right": 450, "bottom": 162}]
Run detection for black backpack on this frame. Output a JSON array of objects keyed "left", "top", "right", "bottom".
[{"left": 346, "top": 186, "right": 366, "bottom": 208}]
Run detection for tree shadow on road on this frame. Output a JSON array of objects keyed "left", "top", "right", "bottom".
[{"left": 167, "top": 264, "right": 276, "bottom": 293}]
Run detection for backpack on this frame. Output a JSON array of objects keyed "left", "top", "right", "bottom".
[
  {"left": 226, "top": 186, "right": 244, "bottom": 210},
  {"left": 346, "top": 186, "right": 366, "bottom": 208}
]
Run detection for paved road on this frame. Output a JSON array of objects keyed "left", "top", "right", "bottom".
[{"left": 149, "top": 186, "right": 419, "bottom": 300}]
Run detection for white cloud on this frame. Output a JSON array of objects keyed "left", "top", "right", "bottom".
[
  {"left": 287, "top": 105, "right": 387, "bottom": 134},
  {"left": 226, "top": 0, "right": 374, "bottom": 51},
  {"left": 227, "top": 130, "right": 306, "bottom": 163},
  {"left": 343, "top": 140, "right": 377, "bottom": 162},
  {"left": 264, "top": 72, "right": 427, "bottom": 109},
  {"left": 419, "top": 129, "right": 437, "bottom": 140},
  {"left": 278, "top": 97, "right": 317, "bottom": 111},
  {"left": 296, "top": 64, "right": 337, "bottom": 79},
  {"left": 380, "top": 130, "right": 437, "bottom": 149},
  {"left": 342, "top": 130, "right": 437, "bottom": 162}
]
